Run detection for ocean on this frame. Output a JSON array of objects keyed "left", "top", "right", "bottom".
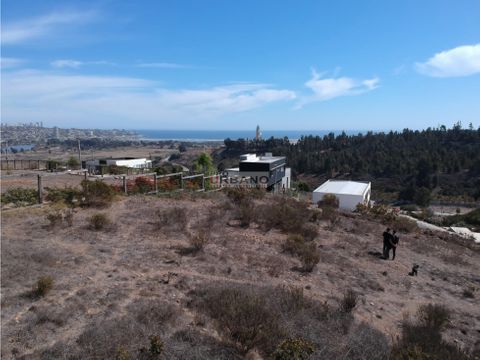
[{"left": 135, "top": 129, "right": 365, "bottom": 142}]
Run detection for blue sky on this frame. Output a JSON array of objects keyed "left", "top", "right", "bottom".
[{"left": 1, "top": 0, "right": 479, "bottom": 130}]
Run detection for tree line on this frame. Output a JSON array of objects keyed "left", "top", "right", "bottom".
[{"left": 220, "top": 125, "right": 480, "bottom": 204}]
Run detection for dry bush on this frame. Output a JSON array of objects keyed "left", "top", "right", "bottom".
[
  {"left": 89, "top": 213, "right": 111, "bottom": 231},
  {"left": 318, "top": 194, "right": 339, "bottom": 209},
  {"left": 31, "top": 276, "right": 54, "bottom": 298},
  {"left": 80, "top": 179, "right": 116, "bottom": 208},
  {"left": 44, "top": 299, "right": 179, "bottom": 359},
  {"left": 237, "top": 200, "right": 255, "bottom": 227},
  {"left": 339, "top": 289, "right": 358, "bottom": 313},
  {"left": 225, "top": 188, "right": 264, "bottom": 205},
  {"left": 258, "top": 197, "right": 312, "bottom": 234},
  {"left": 45, "top": 208, "right": 75, "bottom": 229},
  {"left": 321, "top": 207, "right": 340, "bottom": 229},
  {"left": 188, "top": 230, "right": 210, "bottom": 253},
  {"left": 156, "top": 206, "right": 188, "bottom": 232},
  {"left": 282, "top": 235, "right": 320, "bottom": 272},
  {"left": 298, "top": 243, "right": 320, "bottom": 272},
  {"left": 282, "top": 234, "right": 306, "bottom": 256},
  {"left": 391, "top": 303, "right": 469, "bottom": 359},
  {"left": 168, "top": 328, "right": 240, "bottom": 359},
  {"left": 190, "top": 285, "right": 285, "bottom": 354},
  {"left": 301, "top": 223, "right": 318, "bottom": 241},
  {"left": 344, "top": 322, "right": 390, "bottom": 360},
  {"left": 388, "top": 216, "right": 417, "bottom": 233},
  {"left": 45, "top": 211, "right": 63, "bottom": 229},
  {"left": 462, "top": 287, "right": 475, "bottom": 299},
  {"left": 190, "top": 284, "right": 388, "bottom": 359}
]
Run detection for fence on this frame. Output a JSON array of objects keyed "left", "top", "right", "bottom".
[{"left": 1, "top": 159, "right": 47, "bottom": 171}]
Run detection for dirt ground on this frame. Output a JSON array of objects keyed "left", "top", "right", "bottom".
[
  {"left": 5, "top": 146, "right": 175, "bottom": 162},
  {"left": 1, "top": 193, "right": 479, "bottom": 359}
]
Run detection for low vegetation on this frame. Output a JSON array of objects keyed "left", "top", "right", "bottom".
[
  {"left": 89, "top": 213, "right": 111, "bottom": 231},
  {"left": 80, "top": 179, "right": 116, "bottom": 208},
  {"left": 391, "top": 304, "right": 470, "bottom": 359},
  {"left": 190, "top": 283, "right": 390, "bottom": 358},
  {"left": 1, "top": 187, "right": 37, "bottom": 206},
  {"left": 31, "top": 276, "right": 54, "bottom": 298}
]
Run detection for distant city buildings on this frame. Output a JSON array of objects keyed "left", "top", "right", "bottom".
[{"left": 0, "top": 123, "right": 139, "bottom": 146}]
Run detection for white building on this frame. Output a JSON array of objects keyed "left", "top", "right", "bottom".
[
  {"left": 84, "top": 157, "right": 152, "bottom": 173},
  {"left": 312, "top": 180, "right": 371, "bottom": 210}
]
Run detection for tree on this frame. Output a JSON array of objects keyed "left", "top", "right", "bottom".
[
  {"left": 194, "top": 153, "right": 215, "bottom": 175},
  {"left": 67, "top": 156, "right": 80, "bottom": 169},
  {"left": 414, "top": 187, "right": 432, "bottom": 207}
]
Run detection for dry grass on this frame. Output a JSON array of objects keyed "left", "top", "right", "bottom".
[{"left": 1, "top": 194, "right": 479, "bottom": 359}]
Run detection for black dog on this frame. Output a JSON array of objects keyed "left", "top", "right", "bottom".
[{"left": 408, "top": 264, "right": 419, "bottom": 276}]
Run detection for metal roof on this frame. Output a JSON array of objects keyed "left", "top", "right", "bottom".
[{"left": 313, "top": 180, "right": 370, "bottom": 196}]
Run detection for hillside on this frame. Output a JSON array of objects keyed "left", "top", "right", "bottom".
[{"left": 1, "top": 191, "right": 479, "bottom": 359}]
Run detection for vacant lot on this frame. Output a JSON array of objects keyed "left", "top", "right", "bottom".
[{"left": 1, "top": 192, "right": 479, "bottom": 359}]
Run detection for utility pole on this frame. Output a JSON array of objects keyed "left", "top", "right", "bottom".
[{"left": 77, "top": 139, "right": 82, "bottom": 169}]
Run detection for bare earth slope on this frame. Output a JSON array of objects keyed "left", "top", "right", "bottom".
[{"left": 1, "top": 194, "right": 479, "bottom": 359}]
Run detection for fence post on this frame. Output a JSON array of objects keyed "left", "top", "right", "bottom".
[
  {"left": 202, "top": 176, "right": 205, "bottom": 191},
  {"left": 153, "top": 174, "right": 158, "bottom": 194},
  {"left": 123, "top": 176, "right": 128, "bottom": 194},
  {"left": 181, "top": 175, "right": 184, "bottom": 190},
  {"left": 37, "top": 175, "right": 43, "bottom": 204}
]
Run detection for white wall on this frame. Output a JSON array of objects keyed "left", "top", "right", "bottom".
[{"left": 312, "top": 192, "right": 366, "bottom": 211}]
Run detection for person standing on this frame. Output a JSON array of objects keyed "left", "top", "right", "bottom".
[
  {"left": 391, "top": 230, "right": 399, "bottom": 260},
  {"left": 382, "top": 228, "right": 392, "bottom": 259}
]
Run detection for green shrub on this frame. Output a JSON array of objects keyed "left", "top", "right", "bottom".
[
  {"left": 45, "top": 186, "right": 82, "bottom": 206},
  {"left": 89, "top": 213, "right": 110, "bottom": 231},
  {"left": 148, "top": 335, "right": 163, "bottom": 358},
  {"left": 81, "top": 180, "right": 115, "bottom": 208},
  {"left": 1, "top": 187, "right": 38, "bottom": 206},
  {"left": 272, "top": 337, "right": 315, "bottom": 360},
  {"left": 32, "top": 276, "right": 54, "bottom": 298},
  {"left": 297, "top": 181, "right": 311, "bottom": 192}
]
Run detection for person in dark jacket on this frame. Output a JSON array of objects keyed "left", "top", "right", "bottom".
[
  {"left": 382, "top": 228, "right": 393, "bottom": 259},
  {"left": 391, "top": 230, "right": 399, "bottom": 260}
]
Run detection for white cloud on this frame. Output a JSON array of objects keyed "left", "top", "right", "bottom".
[
  {"left": 50, "top": 59, "right": 114, "bottom": 68},
  {"left": 51, "top": 59, "right": 83, "bottom": 68},
  {"left": 415, "top": 44, "right": 480, "bottom": 77},
  {"left": 1, "top": 70, "right": 296, "bottom": 127},
  {"left": 136, "top": 62, "right": 190, "bottom": 69},
  {"left": 2, "top": 10, "right": 97, "bottom": 45},
  {"left": 296, "top": 69, "right": 379, "bottom": 108},
  {"left": 1, "top": 57, "right": 26, "bottom": 69}
]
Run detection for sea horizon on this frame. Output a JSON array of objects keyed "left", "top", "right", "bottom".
[{"left": 135, "top": 129, "right": 369, "bottom": 142}]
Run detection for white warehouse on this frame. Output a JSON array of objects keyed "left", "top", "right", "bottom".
[{"left": 312, "top": 180, "right": 371, "bottom": 210}]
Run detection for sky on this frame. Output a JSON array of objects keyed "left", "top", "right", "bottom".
[{"left": 1, "top": 0, "right": 480, "bottom": 131}]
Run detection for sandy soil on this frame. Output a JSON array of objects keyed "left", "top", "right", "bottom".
[{"left": 1, "top": 193, "right": 479, "bottom": 358}]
